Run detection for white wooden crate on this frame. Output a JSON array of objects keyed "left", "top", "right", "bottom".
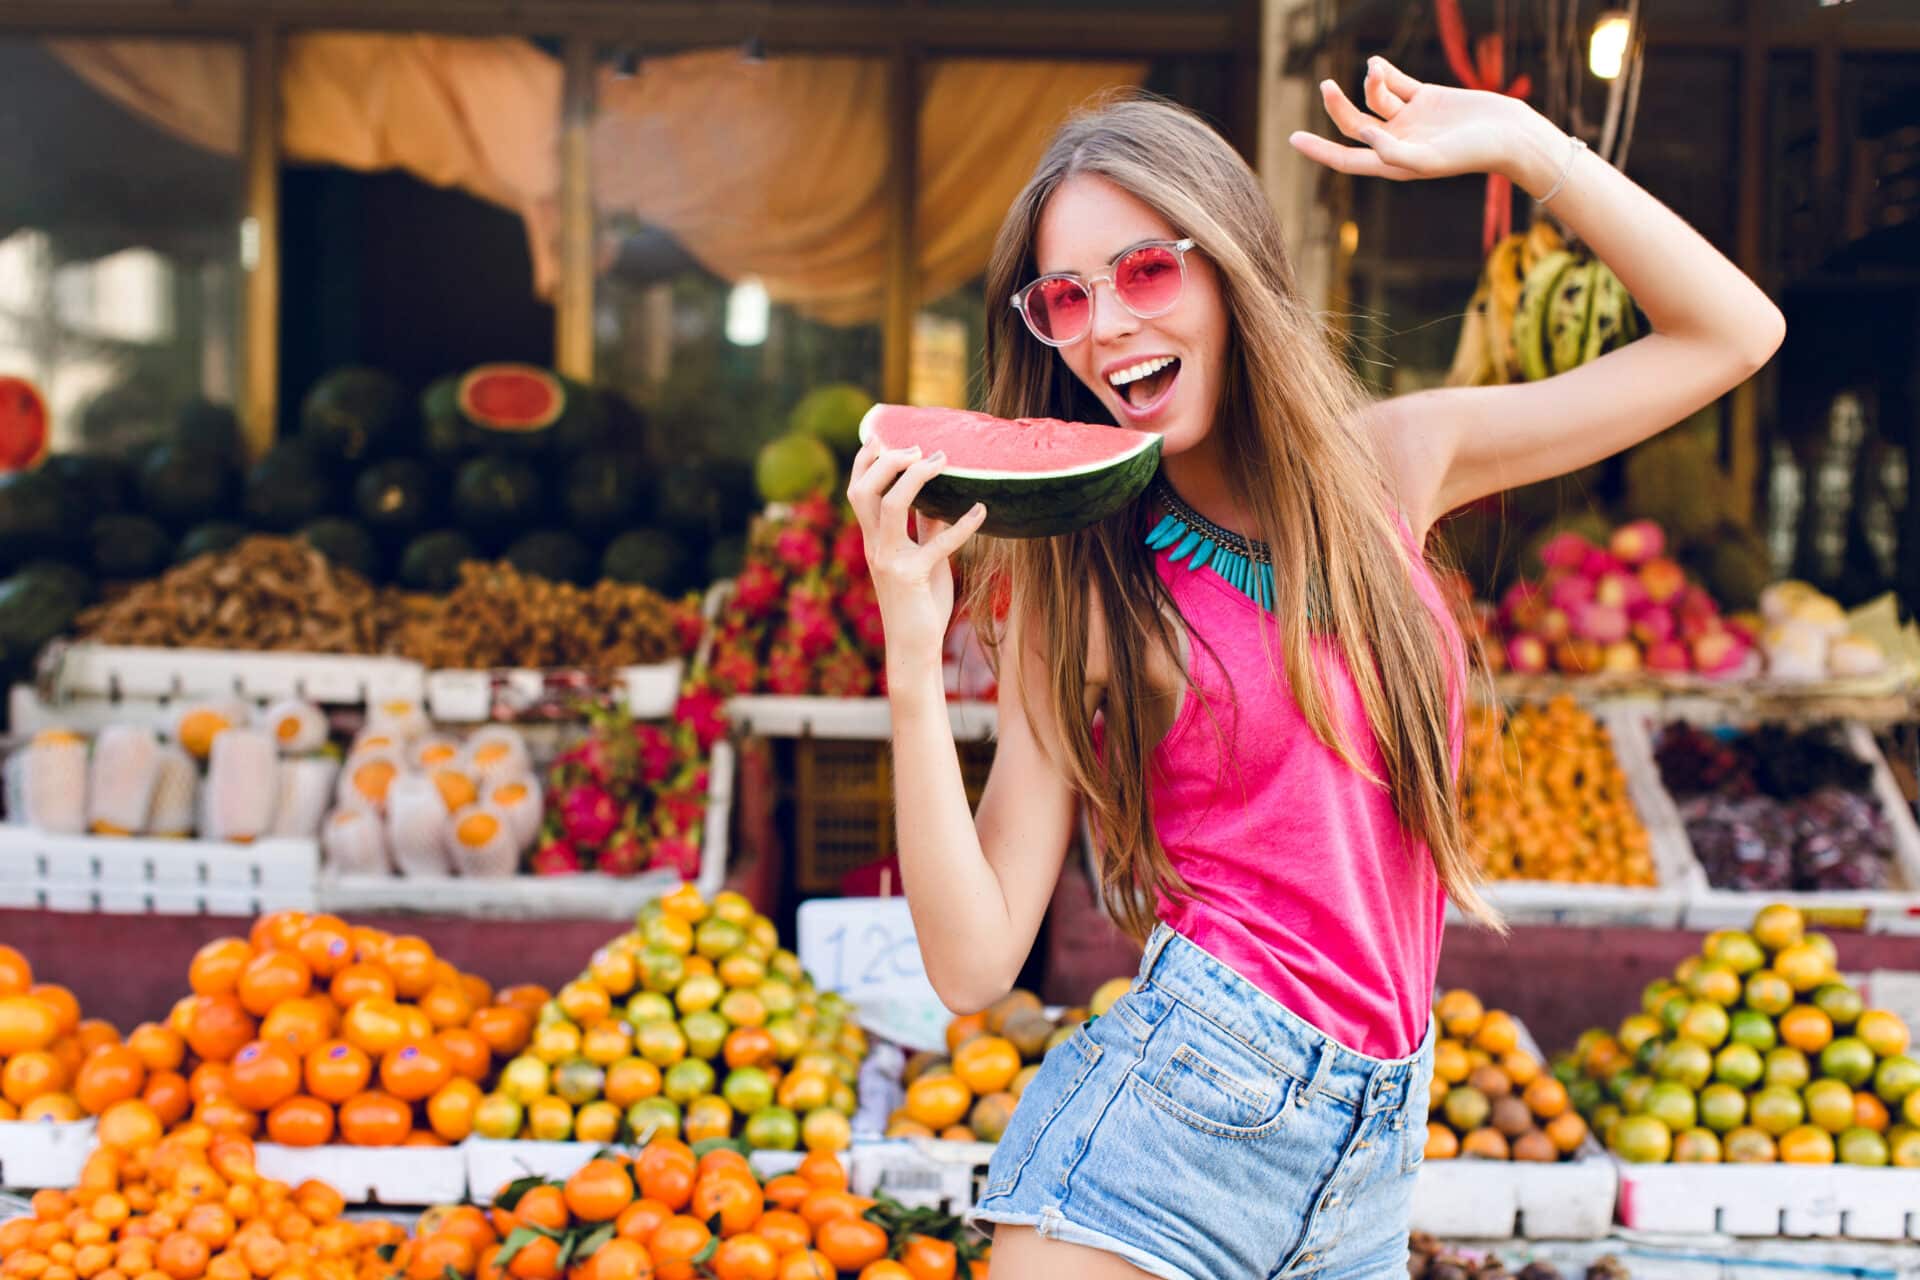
[
  {"left": 47, "top": 643, "right": 424, "bottom": 705},
  {"left": 0, "top": 1122, "right": 96, "bottom": 1191},
  {"left": 1616, "top": 1161, "right": 1920, "bottom": 1240},
  {"left": 726, "top": 695, "right": 995, "bottom": 742},
  {"left": 850, "top": 1137, "right": 995, "bottom": 1213},
  {"left": 0, "top": 829, "right": 318, "bottom": 913},
  {"left": 254, "top": 1142, "right": 465, "bottom": 1206},
  {"left": 423, "top": 660, "right": 684, "bottom": 724},
  {"left": 1412, "top": 1149, "right": 1617, "bottom": 1240},
  {"left": 317, "top": 742, "right": 731, "bottom": 917}
]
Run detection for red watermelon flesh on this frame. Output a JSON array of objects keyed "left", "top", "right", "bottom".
[
  {"left": 857, "top": 403, "right": 1162, "bottom": 538},
  {"left": 0, "top": 375, "right": 49, "bottom": 472},
  {"left": 457, "top": 363, "right": 564, "bottom": 432}
]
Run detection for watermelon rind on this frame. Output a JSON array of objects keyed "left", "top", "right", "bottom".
[{"left": 857, "top": 405, "right": 1162, "bottom": 539}]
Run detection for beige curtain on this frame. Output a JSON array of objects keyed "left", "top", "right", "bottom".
[{"left": 49, "top": 37, "right": 1144, "bottom": 324}]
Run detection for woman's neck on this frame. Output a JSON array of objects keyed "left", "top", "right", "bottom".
[{"left": 1160, "top": 437, "right": 1249, "bottom": 536}]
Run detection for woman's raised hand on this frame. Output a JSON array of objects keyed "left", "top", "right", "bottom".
[
  {"left": 846, "top": 441, "right": 989, "bottom": 671},
  {"left": 1289, "top": 55, "right": 1537, "bottom": 185}
]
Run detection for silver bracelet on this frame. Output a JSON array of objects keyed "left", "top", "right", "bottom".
[{"left": 1538, "top": 135, "right": 1587, "bottom": 204}]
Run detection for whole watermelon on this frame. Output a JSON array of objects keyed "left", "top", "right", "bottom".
[
  {"left": 562, "top": 452, "right": 643, "bottom": 537},
  {"left": 301, "top": 367, "right": 406, "bottom": 464},
  {"left": 138, "top": 444, "right": 234, "bottom": 530},
  {"left": 243, "top": 442, "right": 336, "bottom": 532},
  {"left": 90, "top": 514, "right": 174, "bottom": 581},
  {"left": 602, "top": 529, "right": 690, "bottom": 594},
  {"left": 420, "top": 375, "right": 467, "bottom": 465},
  {"left": 298, "top": 518, "right": 382, "bottom": 582},
  {"left": 0, "top": 469, "right": 75, "bottom": 569},
  {"left": 452, "top": 456, "right": 544, "bottom": 550},
  {"left": 398, "top": 529, "right": 479, "bottom": 593},
  {"left": 176, "top": 522, "right": 249, "bottom": 564},
  {"left": 655, "top": 458, "right": 755, "bottom": 540},
  {"left": 174, "top": 398, "right": 241, "bottom": 456},
  {"left": 507, "top": 530, "right": 596, "bottom": 586},
  {"left": 355, "top": 458, "right": 438, "bottom": 540},
  {"left": 41, "top": 453, "right": 131, "bottom": 515},
  {"left": 0, "top": 571, "right": 83, "bottom": 667}
]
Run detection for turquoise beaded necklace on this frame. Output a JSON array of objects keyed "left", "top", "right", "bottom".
[{"left": 1144, "top": 476, "right": 1277, "bottom": 612}]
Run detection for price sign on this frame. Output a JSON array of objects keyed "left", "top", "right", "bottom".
[{"left": 796, "top": 897, "right": 948, "bottom": 1051}]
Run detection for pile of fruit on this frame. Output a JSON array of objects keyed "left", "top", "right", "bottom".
[
  {"left": 427, "top": 1144, "right": 985, "bottom": 1280},
  {"left": 0, "top": 946, "right": 125, "bottom": 1123},
  {"left": 1480, "top": 521, "right": 1753, "bottom": 678},
  {"left": 523, "top": 693, "right": 726, "bottom": 879},
  {"left": 10, "top": 699, "right": 347, "bottom": 843},
  {"left": 160, "top": 913, "right": 535, "bottom": 1147},
  {"left": 1444, "top": 222, "right": 1639, "bottom": 389},
  {"left": 888, "top": 980, "right": 1130, "bottom": 1144},
  {"left": 1409, "top": 1235, "right": 1628, "bottom": 1280},
  {"left": 707, "top": 497, "right": 885, "bottom": 698},
  {"left": 472, "top": 885, "right": 866, "bottom": 1152},
  {"left": 1425, "top": 992, "right": 1589, "bottom": 1163},
  {"left": 1561, "top": 903, "right": 1919, "bottom": 1165},
  {"left": 1460, "top": 698, "right": 1656, "bottom": 886},
  {"left": 1653, "top": 721, "right": 1898, "bottom": 892},
  {"left": 0, "top": 1125, "right": 407, "bottom": 1280},
  {"left": 1754, "top": 581, "right": 1888, "bottom": 682}
]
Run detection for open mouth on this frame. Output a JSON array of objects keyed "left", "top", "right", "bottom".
[{"left": 1107, "top": 356, "right": 1181, "bottom": 418}]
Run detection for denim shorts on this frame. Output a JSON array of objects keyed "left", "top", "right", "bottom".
[{"left": 968, "top": 925, "right": 1433, "bottom": 1280}]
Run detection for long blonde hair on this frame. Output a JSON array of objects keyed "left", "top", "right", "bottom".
[{"left": 966, "top": 94, "right": 1500, "bottom": 937}]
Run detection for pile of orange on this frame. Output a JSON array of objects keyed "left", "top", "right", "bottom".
[
  {"left": 412, "top": 1143, "right": 986, "bottom": 1280},
  {"left": 0, "top": 944, "right": 135, "bottom": 1123},
  {"left": 1462, "top": 698, "right": 1656, "bottom": 886},
  {"left": 1425, "top": 990, "right": 1589, "bottom": 1163},
  {"left": 164, "top": 911, "right": 537, "bottom": 1147},
  {"left": 0, "top": 1112, "right": 406, "bottom": 1280}
]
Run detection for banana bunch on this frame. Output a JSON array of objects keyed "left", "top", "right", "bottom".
[
  {"left": 1509, "top": 252, "right": 1640, "bottom": 382},
  {"left": 1445, "top": 221, "right": 1570, "bottom": 387}
]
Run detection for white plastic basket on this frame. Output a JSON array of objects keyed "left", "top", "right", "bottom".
[
  {"left": 47, "top": 643, "right": 424, "bottom": 706},
  {"left": 0, "top": 829, "right": 318, "bottom": 914},
  {"left": 253, "top": 1142, "right": 465, "bottom": 1206},
  {"left": 423, "top": 661, "right": 685, "bottom": 724},
  {"left": 1616, "top": 1161, "right": 1920, "bottom": 1240},
  {"left": 726, "top": 695, "right": 995, "bottom": 743},
  {"left": 317, "top": 741, "right": 732, "bottom": 918},
  {"left": 0, "top": 1121, "right": 96, "bottom": 1191}
]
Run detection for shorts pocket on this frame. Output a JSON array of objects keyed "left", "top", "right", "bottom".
[
  {"left": 982, "top": 1030, "right": 1103, "bottom": 1199},
  {"left": 1132, "top": 1041, "right": 1292, "bottom": 1139}
]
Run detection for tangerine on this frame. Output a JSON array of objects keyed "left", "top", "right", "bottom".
[
  {"left": 303, "top": 1043, "right": 371, "bottom": 1105},
  {"left": 329, "top": 966, "right": 395, "bottom": 1010},
  {"left": 426, "top": 1079, "right": 482, "bottom": 1143},
  {"left": 227, "top": 1044, "right": 300, "bottom": 1113},
  {"left": 184, "top": 998, "right": 256, "bottom": 1065},
  {"left": 337, "top": 1092, "right": 411, "bottom": 1146},
  {"left": 189, "top": 942, "right": 253, "bottom": 999},
  {"left": 263, "top": 1097, "right": 333, "bottom": 1148},
  {"left": 236, "top": 954, "right": 311, "bottom": 1019},
  {"left": 128, "top": 1024, "right": 188, "bottom": 1074},
  {"left": 711, "top": 1234, "right": 778, "bottom": 1280},
  {"left": 257, "top": 1002, "right": 335, "bottom": 1059},
  {"left": 813, "top": 1220, "right": 887, "bottom": 1273},
  {"left": 564, "top": 1160, "right": 636, "bottom": 1224},
  {"left": 0, "top": 993, "right": 61, "bottom": 1055},
  {"left": 648, "top": 1216, "right": 712, "bottom": 1280},
  {"left": 379, "top": 1043, "right": 453, "bottom": 1102}
]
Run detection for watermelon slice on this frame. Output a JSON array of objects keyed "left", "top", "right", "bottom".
[
  {"left": 456, "top": 363, "right": 566, "bottom": 434},
  {"left": 0, "top": 375, "right": 49, "bottom": 472},
  {"left": 858, "top": 404, "right": 1162, "bottom": 539}
]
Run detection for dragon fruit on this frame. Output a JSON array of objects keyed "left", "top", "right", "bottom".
[
  {"left": 709, "top": 639, "right": 761, "bottom": 695},
  {"left": 1538, "top": 532, "right": 1594, "bottom": 573},
  {"left": 788, "top": 493, "right": 840, "bottom": 534},
  {"left": 656, "top": 784, "right": 707, "bottom": 834},
  {"left": 560, "top": 783, "right": 621, "bottom": 846},
  {"left": 674, "top": 684, "right": 729, "bottom": 751},
  {"left": 817, "top": 645, "right": 876, "bottom": 697},
  {"left": 672, "top": 601, "right": 706, "bottom": 655},
  {"left": 599, "top": 831, "right": 649, "bottom": 877},
  {"left": 531, "top": 839, "right": 583, "bottom": 876},
  {"left": 773, "top": 525, "right": 826, "bottom": 575},
  {"left": 733, "top": 561, "right": 784, "bottom": 619},
  {"left": 631, "top": 723, "right": 680, "bottom": 785},
  {"left": 652, "top": 834, "right": 703, "bottom": 880},
  {"left": 832, "top": 521, "right": 869, "bottom": 580},
  {"left": 785, "top": 583, "right": 840, "bottom": 659},
  {"left": 555, "top": 735, "right": 611, "bottom": 787},
  {"left": 766, "top": 643, "right": 812, "bottom": 695}
]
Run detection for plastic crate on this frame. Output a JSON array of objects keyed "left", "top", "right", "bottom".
[
  {"left": 0, "top": 1122, "right": 96, "bottom": 1191},
  {"left": 423, "top": 661, "right": 684, "bottom": 724},
  {"left": 45, "top": 642, "right": 423, "bottom": 706},
  {"left": 1616, "top": 1162, "right": 1920, "bottom": 1240},
  {"left": 0, "top": 829, "right": 318, "bottom": 914},
  {"left": 793, "top": 737, "right": 994, "bottom": 895},
  {"left": 253, "top": 1142, "right": 465, "bottom": 1207}
]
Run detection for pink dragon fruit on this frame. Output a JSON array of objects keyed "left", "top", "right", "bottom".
[
  {"left": 632, "top": 723, "right": 681, "bottom": 785},
  {"left": 560, "top": 783, "right": 621, "bottom": 846},
  {"left": 656, "top": 784, "right": 707, "bottom": 834},
  {"left": 832, "top": 521, "right": 869, "bottom": 580},
  {"left": 1629, "top": 602, "right": 1675, "bottom": 645},
  {"left": 1500, "top": 580, "right": 1546, "bottom": 632},
  {"left": 531, "top": 839, "right": 583, "bottom": 876},
  {"left": 1581, "top": 548, "right": 1627, "bottom": 580},
  {"left": 785, "top": 583, "right": 840, "bottom": 659},
  {"left": 817, "top": 645, "right": 876, "bottom": 697},
  {"left": 599, "top": 831, "right": 649, "bottom": 877},
  {"left": 773, "top": 525, "right": 826, "bottom": 576},
  {"left": 733, "top": 560, "right": 784, "bottom": 619},
  {"left": 1538, "top": 532, "right": 1595, "bottom": 573},
  {"left": 555, "top": 736, "right": 611, "bottom": 787},
  {"left": 1572, "top": 602, "right": 1630, "bottom": 646},
  {"left": 1550, "top": 574, "right": 1595, "bottom": 613},
  {"left": 674, "top": 684, "right": 729, "bottom": 751},
  {"left": 672, "top": 601, "right": 706, "bottom": 655},
  {"left": 709, "top": 640, "right": 762, "bottom": 695},
  {"left": 651, "top": 834, "right": 703, "bottom": 880},
  {"left": 766, "top": 643, "right": 812, "bottom": 695},
  {"left": 788, "top": 493, "right": 839, "bottom": 533}
]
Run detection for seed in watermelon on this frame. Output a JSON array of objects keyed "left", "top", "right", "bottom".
[
  {"left": 457, "top": 364, "right": 566, "bottom": 452},
  {"left": 857, "top": 404, "right": 1162, "bottom": 539},
  {"left": 0, "top": 375, "right": 49, "bottom": 471},
  {"left": 755, "top": 433, "right": 837, "bottom": 503}
]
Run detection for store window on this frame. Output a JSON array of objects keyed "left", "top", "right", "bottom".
[{"left": 0, "top": 38, "right": 246, "bottom": 457}]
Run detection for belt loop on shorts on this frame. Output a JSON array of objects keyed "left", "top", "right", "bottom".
[
  {"left": 1138, "top": 924, "right": 1175, "bottom": 984},
  {"left": 1297, "top": 1037, "right": 1336, "bottom": 1108}
]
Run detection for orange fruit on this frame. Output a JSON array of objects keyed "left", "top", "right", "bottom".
[
  {"left": 340, "top": 1001, "right": 408, "bottom": 1058},
  {"left": 380, "top": 939, "right": 438, "bottom": 1001},
  {"left": 690, "top": 1172, "right": 761, "bottom": 1238},
  {"left": 468, "top": 1007, "right": 532, "bottom": 1059},
  {"left": 858, "top": 1265, "right": 912, "bottom": 1280},
  {"left": 97, "top": 1100, "right": 164, "bottom": 1152},
  {"left": 636, "top": 1141, "right": 698, "bottom": 1211},
  {"left": 1779, "top": 1124, "right": 1836, "bottom": 1164},
  {"left": 303, "top": 1042, "right": 371, "bottom": 1105},
  {"left": 426, "top": 1080, "right": 482, "bottom": 1143},
  {"left": 754, "top": 1212, "right": 808, "bottom": 1257},
  {"left": 236, "top": 953, "right": 311, "bottom": 1019},
  {"left": 264, "top": 1097, "right": 334, "bottom": 1148},
  {"left": 77, "top": 1019, "right": 121, "bottom": 1056},
  {"left": 1424, "top": 1122, "right": 1459, "bottom": 1160},
  {"left": 0, "top": 993, "right": 61, "bottom": 1055},
  {"left": 189, "top": 1062, "right": 234, "bottom": 1104},
  {"left": 258, "top": 1001, "right": 335, "bottom": 1059},
  {"left": 227, "top": 1044, "right": 300, "bottom": 1113},
  {"left": 1472, "top": 1010, "right": 1519, "bottom": 1055},
  {"left": 814, "top": 1219, "right": 887, "bottom": 1274},
  {"left": 406, "top": 1235, "right": 473, "bottom": 1280},
  {"left": 583, "top": 1239, "right": 651, "bottom": 1280},
  {"left": 513, "top": 1186, "right": 569, "bottom": 1233},
  {"left": 250, "top": 911, "right": 310, "bottom": 954},
  {"left": 182, "top": 1206, "right": 235, "bottom": 1250},
  {"left": 183, "top": 997, "right": 256, "bottom": 1065},
  {"left": 156, "top": 1232, "right": 210, "bottom": 1280},
  {"left": 0, "top": 944, "right": 30, "bottom": 995},
  {"left": 74, "top": 1046, "right": 146, "bottom": 1116},
  {"left": 564, "top": 1160, "right": 636, "bottom": 1224},
  {"left": 711, "top": 1234, "right": 778, "bottom": 1280},
  {"left": 615, "top": 1199, "right": 672, "bottom": 1245},
  {"left": 944, "top": 1013, "right": 988, "bottom": 1055},
  {"left": 142, "top": 1071, "right": 192, "bottom": 1127},
  {"left": 1857, "top": 1010, "right": 1911, "bottom": 1059},
  {"left": 898, "top": 1236, "right": 956, "bottom": 1280},
  {"left": 952, "top": 1037, "right": 1020, "bottom": 1096},
  {"left": 22, "top": 1091, "right": 82, "bottom": 1121},
  {"left": 795, "top": 1152, "right": 846, "bottom": 1192},
  {"left": 777, "top": 1252, "right": 833, "bottom": 1280},
  {"left": 505, "top": 1236, "right": 561, "bottom": 1280},
  {"left": 648, "top": 1217, "right": 713, "bottom": 1280},
  {"left": 3, "top": 1049, "right": 67, "bottom": 1106},
  {"left": 337, "top": 1092, "right": 411, "bottom": 1146},
  {"left": 189, "top": 941, "right": 254, "bottom": 999},
  {"left": 128, "top": 1024, "right": 188, "bottom": 1074},
  {"left": 378, "top": 1043, "right": 453, "bottom": 1103},
  {"left": 762, "top": 1177, "right": 812, "bottom": 1214},
  {"left": 1780, "top": 1006, "right": 1835, "bottom": 1055},
  {"left": 328, "top": 966, "right": 395, "bottom": 1010},
  {"left": 605, "top": 1059, "right": 663, "bottom": 1109},
  {"left": 418, "top": 987, "right": 474, "bottom": 1034},
  {"left": 293, "top": 920, "right": 355, "bottom": 981},
  {"left": 904, "top": 1076, "right": 971, "bottom": 1131}
]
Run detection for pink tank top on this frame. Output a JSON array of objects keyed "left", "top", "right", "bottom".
[{"left": 1145, "top": 520, "right": 1463, "bottom": 1060}]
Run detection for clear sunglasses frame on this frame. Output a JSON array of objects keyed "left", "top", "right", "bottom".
[{"left": 1009, "top": 237, "right": 1197, "bottom": 347}]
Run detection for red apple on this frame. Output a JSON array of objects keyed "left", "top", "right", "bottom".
[
  {"left": 1637, "top": 556, "right": 1687, "bottom": 605},
  {"left": 1609, "top": 519, "right": 1667, "bottom": 566}
]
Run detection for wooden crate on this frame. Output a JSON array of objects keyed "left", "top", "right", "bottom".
[{"left": 793, "top": 737, "right": 994, "bottom": 894}]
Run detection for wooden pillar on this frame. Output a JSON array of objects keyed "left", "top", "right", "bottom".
[
  {"left": 881, "top": 46, "right": 921, "bottom": 405},
  {"left": 1727, "top": 21, "right": 1768, "bottom": 524},
  {"left": 555, "top": 35, "right": 597, "bottom": 382},
  {"left": 241, "top": 24, "right": 280, "bottom": 457}
]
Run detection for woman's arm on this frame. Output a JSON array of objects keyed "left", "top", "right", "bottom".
[{"left": 1292, "top": 57, "right": 1785, "bottom": 538}]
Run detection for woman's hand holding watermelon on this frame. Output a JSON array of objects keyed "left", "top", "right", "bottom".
[{"left": 847, "top": 441, "right": 989, "bottom": 677}]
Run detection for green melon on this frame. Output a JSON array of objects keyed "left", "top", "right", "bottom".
[
  {"left": 398, "top": 529, "right": 479, "bottom": 593},
  {"left": 857, "top": 404, "right": 1162, "bottom": 539},
  {"left": 452, "top": 456, "right": 544, "bottom": 549},
  {"left": 506, "top": 530, "right": 596, "bottom": 586},
  {"left": 0, "top": 572, "right": 82, "bottom": 667},
  {"left": 755, "top": 433, "right": 837, "bottom": 503},
  {"left": 15, "top": 561, "right": 95, "bottom": 611},
  {"left": 298, "top": 518, "right": 382, "bottom": 582},
  {"left": 176, "top": 522, "right": 249, "bottom": 564},
  {"left": 354, "top": 459, "right": 437, "bottom": 539},
  {"left": 90, "top": 513, "right": 174, "bottom": 581},
  {"left": 301, "top": 367, "right": 406, "bottom": 464},
  {"left": 243, "top": 442, "right": 336, "bottom": 532},
  {"left": 789, "top": 384, "right": 875, "bottom": 457},
  {"left": 138, "top": 444, "right": 234, "bottom": 530}
]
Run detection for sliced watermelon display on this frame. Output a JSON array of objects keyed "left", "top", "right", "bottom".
[
  {"left": 0, "top": 375, "right": 49, "bottom": 472},
  {"left": 857, "top": 404, "right": 1161, "bottom": 539},
  {"left": 457, "top": 363, "right": 566, "bottom": 436}
]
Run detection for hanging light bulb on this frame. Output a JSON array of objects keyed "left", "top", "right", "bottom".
[
  {"left": 725, "top": 277, "right": 770, "bottom": 346},
  {"left": 1589, "top": 11, "right": 1631, "bottom": 80}
]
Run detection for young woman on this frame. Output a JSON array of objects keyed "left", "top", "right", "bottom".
[{"left": 847, "top": 57, "right": 1782, "bottom": 1280}]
